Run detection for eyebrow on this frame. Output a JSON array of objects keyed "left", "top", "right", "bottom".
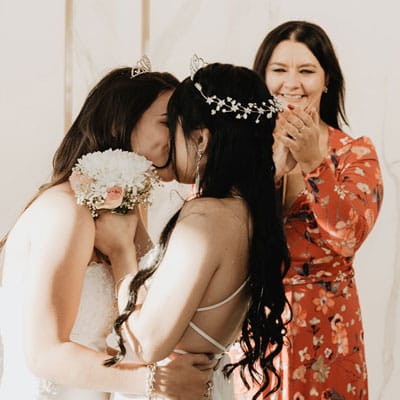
[{"left": 268, "top": 62, "right": 318, "bottom": 68}]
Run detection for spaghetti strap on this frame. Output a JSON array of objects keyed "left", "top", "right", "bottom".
[
  {"left": 188, "top": 322, "right": 227, "bottom": 353},
  {"left": 185, "top": 278, "right": 249, "bottom": 353},
  {"left": 197, "top": 278, "right": 249, "bottom": 312}
]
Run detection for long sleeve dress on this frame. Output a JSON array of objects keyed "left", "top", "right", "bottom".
[{"left": 231, "top": 127, "right": 384, "bottom": 400}]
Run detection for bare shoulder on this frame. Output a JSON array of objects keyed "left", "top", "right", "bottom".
[
  {"left": 26, "top": 182, "right": 94, "bottom": 233},
  {"left": 177, "top": 197, "right": 249, "bottom": 237}
]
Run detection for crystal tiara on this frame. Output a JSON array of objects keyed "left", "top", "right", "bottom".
[{"left": 131, "top": 55, "right": 152, "bottom": 78}]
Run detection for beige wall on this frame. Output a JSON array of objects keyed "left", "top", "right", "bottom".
[{"left": 1, "top": 1, "right": 399, "bottom": 397}]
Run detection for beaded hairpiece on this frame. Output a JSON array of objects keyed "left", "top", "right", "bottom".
[
  {"left": 189, "top": 54, "right": 283, "bottom": 123},
  {"left": 131, "top": 55, "right": 152, "bottom": 78}
]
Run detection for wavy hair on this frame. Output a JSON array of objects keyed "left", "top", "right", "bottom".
[
  {"left": 0, "top": 68, "right": 179, "bottom": 252},
  {"left": 253, "top": 20, "right": 348, "bottom": 129},
  {"left": 106, "top": 63, "right": 290, "bottom": 399}
]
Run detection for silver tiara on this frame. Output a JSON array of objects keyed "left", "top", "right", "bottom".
[
  {"left": 190, "top": 54, "right": 208, "bottom": 80},
  {"left": 193, "top": 82, "right": 283, "bottom": 123},
  {"left": 131, "top": 55, "right": 152, "bottom": 78}
]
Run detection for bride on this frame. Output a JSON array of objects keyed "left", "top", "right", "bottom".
[
  {"left": 0, "top": 65, "right": 212, "bottom": 399},
  {"left": 95, "top": 62, "right": 291, "bottom": 399}
]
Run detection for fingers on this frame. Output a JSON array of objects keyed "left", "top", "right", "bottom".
[
  {"left": 284, "top": 108, "right": 313, "bottom": 130},
  {"left": 275, "top": 132, "right": 300, "bottom": 153}
]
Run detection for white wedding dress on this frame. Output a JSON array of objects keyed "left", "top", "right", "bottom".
[{"left": 0, "top": 261, "right": 118, "bottom": 399}]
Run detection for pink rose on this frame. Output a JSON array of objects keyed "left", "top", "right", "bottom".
[
  {"left": 69, "top": 171, "right": 93, "bottom": 194},
  {"left": 99, "top": 186, "right": 124, "bottom": 209}
]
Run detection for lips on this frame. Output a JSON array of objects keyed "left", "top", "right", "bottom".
[
  {"left": 279, "top": 94, "right": 305, "bottom": 100},
  {"left": 277, "top": 94, "right": 306, "bottom": 108}
]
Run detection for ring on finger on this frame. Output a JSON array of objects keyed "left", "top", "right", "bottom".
[{"left": 203, "top": 380, "right": 214, "bottom": 398}]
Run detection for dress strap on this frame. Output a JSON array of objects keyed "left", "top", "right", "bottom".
[
  {"left": 173, "top": 347, "right": 225, "bottom": 360},
  {"left": 197, "top": 278, "right": 249, "bottom": 312},
  {"left": 188, "top": 322, "right": 227, "bottom": 353}
]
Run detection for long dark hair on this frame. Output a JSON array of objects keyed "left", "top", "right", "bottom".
[
  {"left": 0, "top": 68, "right": 179, "bottom": 252},
  {"left": 106, "top": 63, "right": 290, "bottom": 399},
  {"left": 253, "top": 20, "right": 348, "bottom": 128}
]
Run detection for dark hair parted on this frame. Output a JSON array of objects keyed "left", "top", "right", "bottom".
[
  {"left": 105, "top": 63, "right": 291, "bottom": 399},
  {"left": 0, "top": 68, "right": 179, "bottom": 252},
  {"left": 253, "top": 20, "right": 348, "bottom": 129}
]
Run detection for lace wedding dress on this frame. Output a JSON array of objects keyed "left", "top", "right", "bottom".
[{"left": 0, "top": 262, "right": 118, "bottom": 399}]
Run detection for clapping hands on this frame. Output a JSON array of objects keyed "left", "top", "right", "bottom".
[{"left": 273, "top": 105, "right": 324, "bottom": 176}]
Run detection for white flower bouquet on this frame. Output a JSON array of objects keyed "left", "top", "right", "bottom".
[{"left": 69, "top": 149, "right": 159, "bottom": 218}]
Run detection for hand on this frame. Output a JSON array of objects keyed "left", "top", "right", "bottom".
[
  {"left": 155, "top": 353, "right": 214, "bottom": 400},
  {"left": 273, "top": 122, "right": 297, "bottom": 182},
  {"left": 94, "top": 210, "right": 139, "bottom": 259},
  {"left": 274, "top": 106, "right": 324, "bottom": 174}
]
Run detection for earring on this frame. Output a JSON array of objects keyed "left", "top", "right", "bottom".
[
  {"left": 194, "top": 148, "right": 203, "bottom": 196},
  {"left": 323, "top": 86, "right": 328, "bottom": 93}
]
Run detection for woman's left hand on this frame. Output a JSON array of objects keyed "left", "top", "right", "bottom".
[{"left": 274, "top": 106, "right": 324, "bottom": 174}]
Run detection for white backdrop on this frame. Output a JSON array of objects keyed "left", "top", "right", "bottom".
[{"left": 0, "top": 1, "right": 399, "bottom": 398}]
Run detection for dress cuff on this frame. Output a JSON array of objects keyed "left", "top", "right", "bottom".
[{"left": 302, "top": 157, "right": 336, "bottom": 179}]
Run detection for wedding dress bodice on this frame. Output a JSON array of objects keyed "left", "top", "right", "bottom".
[
  {"left": 0, "top": 262, "right": 117, "bottom": 399},
  {"left": 70, "top": 262, "right": 118, "bottom": 351}
]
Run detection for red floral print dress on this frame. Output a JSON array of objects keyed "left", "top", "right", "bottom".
[{"left": 231, "top": 127, "right": 384, "bottom": 400}]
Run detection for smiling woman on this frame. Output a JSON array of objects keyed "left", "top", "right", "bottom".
[
  {"left": 231, "top": 20, "right": 384, "bottom": 400},
  {"left": 265, "top": 40, "right": 327, "bottom": 111}
]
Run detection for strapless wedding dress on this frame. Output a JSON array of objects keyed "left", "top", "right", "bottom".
[{"left": 0, "top": 262, "right": 118, "bottom": 399}]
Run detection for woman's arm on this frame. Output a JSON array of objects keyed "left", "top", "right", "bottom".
[
  {"left": 303, "top": 136, "right": 384, "bottom": 256},
  {"left": 23, "top": 190, "right": 151, "bottom": 393},
  {"left": 274, "top": 106, "right": 384, "bottom": 256},
  {"left": 100, "top": 199, "right": 222, "bottom": 364}
]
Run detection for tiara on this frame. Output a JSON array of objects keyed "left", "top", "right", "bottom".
[
  {"left": 193, "top": 82, "right": 283, "bottom": 123},
  {"left": 130, "top": 55, "right": 152, "bottom": 78},
  {"left": 190, "top": 54, "right": 208, "bottom": 80}
]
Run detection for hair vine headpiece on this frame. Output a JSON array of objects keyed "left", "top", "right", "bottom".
[
  {"left": 131, "top": 55, "right": 152, "bottom": 78},
  {"left": 189, "top": 54, "right": 282, "bottom": 123}
]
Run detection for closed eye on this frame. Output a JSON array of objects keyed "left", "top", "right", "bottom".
[
  {"left": 271, "top": 68, "right": 286, "bottom": 73},
  {"left": 300, "top": 69, "right": 315, "bottom": 74}
]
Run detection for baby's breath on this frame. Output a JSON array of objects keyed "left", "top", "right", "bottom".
[{"left": 70, "top": 149, "right": 159, "bottom": 218}]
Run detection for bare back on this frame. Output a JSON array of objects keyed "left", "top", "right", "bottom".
[{"left": 124, "top": 196, "right": 252, "bottom": 362}]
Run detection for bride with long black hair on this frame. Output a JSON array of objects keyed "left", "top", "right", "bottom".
[{"left": 96, "top": 61, "right": 291, "bottom": 399}]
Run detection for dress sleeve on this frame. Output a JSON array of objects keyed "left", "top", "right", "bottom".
[{"left": 303, "top": 136, "right": 384, "bottom": 257}]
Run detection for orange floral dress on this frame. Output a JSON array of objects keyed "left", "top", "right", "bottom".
[{"left": 231, "top": 127, "right": 384, "bottom": 400}]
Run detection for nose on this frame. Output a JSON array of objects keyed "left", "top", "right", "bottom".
[{"left": 283, "top": 71, "right": 301, "bottom": 90}]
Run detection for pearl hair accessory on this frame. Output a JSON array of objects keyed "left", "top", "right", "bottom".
[
  {"left": 189, "top": 54, "right": 283, "bottom": 123},
  {"left": 131, "top": 55, "right": 152, "bottom": 78},
  {"left": 193, "top": 81, "right": 283, "bottom": 123}
]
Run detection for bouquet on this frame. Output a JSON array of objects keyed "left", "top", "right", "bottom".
[{"left": 69, "top": 149, "right": 160, "bottom": 218}]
